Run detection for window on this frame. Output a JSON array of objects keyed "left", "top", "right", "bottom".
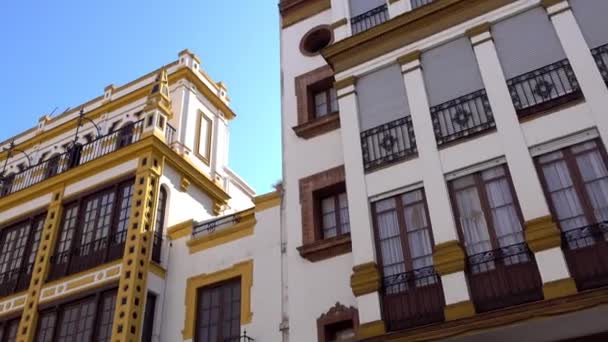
[
  {"left": 195, "top": 279, "right": 241, "bottom": 342},
  {"left": 319, "top": 188, "right": 350, "bottom": 239},
  {"left": 34, "top": 290, "right": 117, "bottom": 342},
  {"left": 0, "top": 318, "right": 20, "bottom": 342},
  {"left": 195, "top": 112, "right": 213, "bottom": 164},
  {"left": 0, "top": 213, "right": 45, "bottom": 296},
  {"left": 141, "top": 293, "right": 158, "bottom": 342},
  {"left": 316, "top": 303, "right": 358, "bottom": 342},
  {"left": 313, "top": 87, "right": 338, "bottom": 119},
  {"left": 49, "top": 179, "right": 134, "bottom": 280},
  {"left": 449, "top": 165, "right": 527, "bottom": 270},
  {"left": 373, "top": 189, "right": 434, "bottom": 280},
  {"left": 536, "top": 140, "right": 608, "bottom": 233},
  {"left": 152, "top": 187, "right": 167, "bottom": 263}
]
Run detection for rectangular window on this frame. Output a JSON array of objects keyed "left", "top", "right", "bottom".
[
  {"left": 313, "top": 87, "right": 338, "bottom": 118},
  {"left": 449, "top": 165, "right": 527, "bottom": 272},
  {"left": 141, "top": 293, "right": 157, "bottom": 342},
  {"left": 0, "top": 318, "right": 20, "bottom": 342},
  {"left": 319, "top": 188, "right": 350, "bottom": 239},
  {"left": 34, "top": 290, "right": 117, "bottom": 342},
  {"left": 50, "top": 179, "right": 134, "bottom": 280},
  {"left": 195, "top": 279, "right": 241, "bottom": 342},
  {"left": 196, "top": 112, "right": 213, "bottom": 164}
]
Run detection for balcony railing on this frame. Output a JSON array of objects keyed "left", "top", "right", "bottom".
[
  {"left": 507, "top": 59, "right": 583, "bottom": 118},
  {"left": 591, "top": 43, "right": 608, "bottom": 85},
  {"left": 430, "top": 89, "right": 495, "bottom": 146},
  {"left": 360, "top": 116, "right": 417, "bottom": 172},
  {"left": 381, "top": 267, "right": 445, "bottom": 332},
  {"left": 48, "top": 230, "right": 127, "bottom": 281},
  {"left": 411, "top": 0, "right": 434, "bottom": 9},
  {"left": 0, "top": 262, "right": 33, "bottom": 297},
  {"left": 351, "top": 4, "right": 389, "bottom": 35},
  {"left": 0, "top": 120, "right": 145, "bottom": 199},
  {"left": 225, "top": 332, "right": 255, "bottom": 342},
  {"left": 152, "top": 231, "right": 163, "bottom": 264},
  {"left": 466, "top": 243, "right": 543, "bottom": 313},
  {"left": 193, "top": 212, "right": 242, "bottom": 238},
  {"left": 562, "top": 222, "right": 608, "bottom": 291}
]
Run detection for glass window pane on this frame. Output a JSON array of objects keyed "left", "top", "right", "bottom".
[{"left": 314, "top": 91, "right": 328, "bottom": 117}]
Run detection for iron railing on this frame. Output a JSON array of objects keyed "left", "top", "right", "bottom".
[
  {"left": 411, "top": 0, "right": 434, "bottom": 9},
  {"left": 351, "top": 4, "right": 389, "bottom": 35},
  {"left": 165, "top": 123, "right": 177, "bottom": 145},
  {"left": 562, "top": 222, "right": 608, "bottom": 291},
  {"left": 466, "top": 243, "right": 543, "bottom": 313},
  {"left": 0, "top": 262, "right": 34, "bottom": 297},
  {"left": 152, "top": 231, "right": 163, "bottom": 263},
  {"left": 381, "top": 266, "right": 445, "bottom": 332},
  {"left": 0, "top": 120, "right": 145, "bottom": 198},
  {"left": 225, "top": 332, "right": 255, "bottom": 342},
  {"left": 361, "top": 116, "right": 417, "bottom": 172},
  {"left": 430, "top": 89, "right": 495, "bottom": 146},
  {"left": 193, "top": 211, "right": 243, "bottom": 238},
  {"left": 48, "top": 230, "right": 128, "bottom": 281},
  {"left": 507, "top": 59, "right": 582, "bottom": 118},
  {"left": 591, "top": 43, "right": 608, "bottom": 85}
]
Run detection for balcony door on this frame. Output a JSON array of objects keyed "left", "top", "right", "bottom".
[
  {"left": 449, "top": 165, "right": 542, "bottom": 312},
  {"left": 535, "top": 139, "right": 608, "bottom": 290},
  {"left": 372, "top": 189, "right": 444, "bottom": 331}
]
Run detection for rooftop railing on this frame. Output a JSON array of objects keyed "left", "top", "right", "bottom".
[
  {"left": 192, "top": 210, "right": 250, "bottom": 238},
  {"left": 591, "top": 43, "right": 608, "bottom": 86},
  {"left": 561, "top": 222, "right": 608, "bottom": 291},
  {"left": 351, "top": 4, "right": 389, "bottom": 35},
  {"left": 360, "top": 116, "right": 417, "bottom": 172},
  {"left": 466, "top": 243, "right": 543, "bottom": 313},
  {"left": 507, "top": 59, "right": 582, "bottom": 118},
  {"left": 430, "top": 89, "right": 495, "bottom": 146}
]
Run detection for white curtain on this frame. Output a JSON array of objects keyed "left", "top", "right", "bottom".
[
  {"left": 375, "top": 198, "right": 405, "bottom": 279},
  {"left": 402, "top": 191, "right": 433, "bottom": 270},
  {"left": 339, "top": 193, "right": 350, "bottom": 234},
  {"left": 321, "top": 197, "right": 337, "bottom": 238},
  {"left": 576, "top": 148, "right": 608, "bottom": 222},
  {"left": 453, "top": 177, "right": 491, "bottom": 256}
]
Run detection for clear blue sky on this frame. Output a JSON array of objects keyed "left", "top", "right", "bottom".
[{"left": 0, "top": 0, "right": 281, "bottom": 193}]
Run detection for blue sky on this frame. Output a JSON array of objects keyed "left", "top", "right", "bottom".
[{"left": 0, "top": 0, "right": 281, "bottom": 193}]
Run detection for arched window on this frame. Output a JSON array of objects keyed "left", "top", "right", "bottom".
[{"left": 152, "top": 187, "right": 167, "bottom": 263}]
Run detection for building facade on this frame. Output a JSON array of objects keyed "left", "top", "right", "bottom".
[
  {"left": 280, "top": 0, "right": 608, "bottom": 341},
  {"left": 0, "top": 50, "right": 282, "bottom": 342}
]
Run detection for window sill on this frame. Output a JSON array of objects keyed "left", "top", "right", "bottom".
[
  {"left": 297, "top": 234, "right": 352, "bottom": 262},
  {"left": 293, "top": 112, "right": 340, "bottom": 139}
]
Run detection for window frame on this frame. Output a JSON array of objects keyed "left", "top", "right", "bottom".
[
  {"left": 194, "top": 111, "right": 213, "bottom": 165},
  {"left": 315, "top": 183, "right": 349, "bottom": 240},
  {"left": 194, "top": 277, "right": 242, "bottom": 342},
  {"left": 448, "top": 164, "right": 526, "bottom": 254},
  {"left": 309, "top": 78, "right": 338, "bottom": 120}
]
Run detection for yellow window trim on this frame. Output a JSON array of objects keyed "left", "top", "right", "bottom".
[
  {"left": 149, "top": 262, "right": 167, "bottom": 279},
  {"left": 187, "top": 210, "right": 256, "bottom": 254},
  {"left": 183, "top": 259, "right": 253, "bottom": 340},
  {"left": 167, "top": 219, "right": 194, "bottom": 240}
]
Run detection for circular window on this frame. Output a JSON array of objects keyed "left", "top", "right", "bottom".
[{"left": 300, "top": 25, "right": 333, "bottom": 56}]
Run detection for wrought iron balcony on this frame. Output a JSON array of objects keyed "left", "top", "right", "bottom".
[
  {"left": 48, "top": 230, "right": 127, "bottom": 281},
  {"left": 225, "top": 332, "right": 255, "bottom": 342},
  {"left": 592, "top": 43, "right": 608, "bottom": 85},
  {"left": 0, "top": 120, "right": 144, "bottom": 198},
  {"left": 411, "top": 0, "right": 434, "bottom": 9},
  {"left": 507, "top": 59, "right": 583, "bottom": 118},
  {"left": 152, "top": 231, "right": 163, "bottom": 264},
  {"left": 0, "top": 262, "right": 34, "bottom": 297},
  {"left": 561, "top": 222, "right": 608, "bottom": 291},
  {"left": 381, "top": 266, "right": 445, "bottom": 332},
  {"left": 360, "top": 116, "right": 417, "bottom": 172},
  {"left": 430, "top": 89, "right": 495, "bottom": 146},
  {"left": 351, "top": 4, "right": 389, "bottom": 35},
  {"left": 193, "top": 211, "right": 243, "bottom": 238},
  {"left": 466, "top": 243, "right": 543, "bottom": 313}
]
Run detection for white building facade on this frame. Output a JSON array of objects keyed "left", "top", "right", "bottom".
[{"left": 280, "top": 0, "right": 608, "bottom": 341}]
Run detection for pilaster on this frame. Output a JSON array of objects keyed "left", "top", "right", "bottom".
[
  {"left": 110, "top": 150, "right": 164, "bottom": 342},
  {"left": 16, "top": 186, "right": 65, "bottom": 342}
]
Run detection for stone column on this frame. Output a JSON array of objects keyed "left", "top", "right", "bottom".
[
  {"left": 335, "top": 77, "right": 385, "bottom": 339},
  {"left": 330, "top": 0, "right": 351, "bottom": 42},
  {"left": 466, "top": 23, "right": 576, "bottom": 299},
  {"left": 16, "top": 187, "right": 64, "bottom": 342},
  {"left": 398, "top": 52, "right": 474, "bottom": 320},
  {"left": 543, "top": 0, "right": 608, "bottom": 148}
]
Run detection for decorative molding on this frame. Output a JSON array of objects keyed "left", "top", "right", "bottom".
[
  {"left": 183, "top": 260, "right": 253, "bottom": 340},
  {"left": 334, "top": 76, "right": 357, "bottom": 90},
  {"left": 254, "top": 191, "right": 281, "bottom": 212},
  {"left": 543, "top": 277, "right": 577, "bottom": 300},
  {"left": 280, "top": 0, "right": 331, "bottom": 28},
  {"left": 298, "top": 234, "right": 352, "bottom": 262},
  {"left": 321, "top": 0, "right": 514, "bottom": 73},
  {"left": 444, "top": 300, "right": 476, "bottom": 321},
  {"left": 356, "top": 320, "right": 386, "bottom": 339},
  {"left": 149, "top": 262, "right": 167, "bottom": 279},
  {"left": 331, "top": 18, "right": 348, "bottom": 30},
  {"left": 187, "top": 213, "right": 256, "bottom": 254},
  {"left": 465, "top": 22, "right": 492, "bottom": 38},
  {"left": 0, "top": 293, "right": 27, "bottom": 318},
  {"left": 166, "top": 219, "right": 194, "bottom": 240},
  {"left": 179, "top": 175, "right": 191, "bottom": 192},
  {"left": 433, "top": 240, "right": 466, "bottom": 275},
  {"left": 396, "top": 50, "right": 422, "bottom": 65},
  {"left": 350, "top": 262, "right": 381, "bottom": 297},
  {"left": 525, "top": 216, "right": 562, "bottom": 253},
  {"left": 317, "top": 302, "right": 359, "bottom": 342},
  {"left": 293, "top": 112, "right": 341, "bottom": 139}
]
